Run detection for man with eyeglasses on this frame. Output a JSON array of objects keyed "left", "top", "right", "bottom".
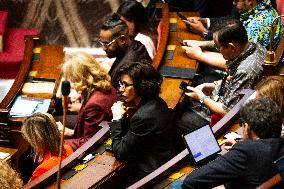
[
  {"left": 99, "top": 18, "right": 151, "bottom": 88},
  {"left": 176, "top": 19, "right": 265, "bottom": 136},
  {"left": 180, "top": 97, "right": 284, "bottom": 189}
]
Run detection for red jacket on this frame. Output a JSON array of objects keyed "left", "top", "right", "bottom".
[
  {"left": 29, "top": 145, "right": 73, "bottom": 183},
  {"left": 65, "top": 88, "right": 117, "bottom": 150}
]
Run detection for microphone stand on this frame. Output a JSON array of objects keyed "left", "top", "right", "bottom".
[{"left": 57, "top": 81, "right": 70, "bottom": 189}]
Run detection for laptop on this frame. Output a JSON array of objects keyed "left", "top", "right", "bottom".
[{"left": 182, "top": 124, "right": 221, "bottom": 166}]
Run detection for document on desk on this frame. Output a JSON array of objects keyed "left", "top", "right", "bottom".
[
  {"left": 10, "top": 96, "right": 51, "bottom": 117},
  {"left": 22, "top": 82, "right": 55, "bottom": 94},
  {"left": 0, "top": 152, "right": 10, "bottom": 160}
]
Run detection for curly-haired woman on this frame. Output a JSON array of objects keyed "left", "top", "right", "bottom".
[
  {"left": 22, "top": 112, "right": 73, "bottom": 182},
  {"left": 60, "top": 52, "right": 117, "bottom": 150}
]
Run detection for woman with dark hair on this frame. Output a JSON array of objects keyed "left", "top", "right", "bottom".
[
  {"left": 116, "top": 0, "right": 157, "bottom": 59},
  {"left": 110, "top": 62, "right": 175, "bottom": 184}
]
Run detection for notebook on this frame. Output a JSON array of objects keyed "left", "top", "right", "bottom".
[{"left": 182, "top": 124, "right": 221, "bottom": 166}]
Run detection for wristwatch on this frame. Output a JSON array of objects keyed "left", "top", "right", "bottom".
[
  {"left": 199, "top": 95, "right": 209, "bottom": 104},
  {"left": 202, "top": 30, "right": 210, "bottom": 40}
]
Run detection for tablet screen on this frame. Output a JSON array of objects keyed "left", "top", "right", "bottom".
[{"left": 183, "top": 125, "right": 221, "bottom": 164}]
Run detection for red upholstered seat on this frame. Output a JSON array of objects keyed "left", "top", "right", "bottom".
[
  {"left": 0, "top": 11, "right": 38, "bottom": 79},
  {"left": 0, "top": 11, "right": 8, "bottom": 52},
  {"left": 0, "top": 28, "right": 38, "bottom": 78}
]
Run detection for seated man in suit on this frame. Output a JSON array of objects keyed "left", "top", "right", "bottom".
[
  {"left": 99, "top": 18, "right": 152, "bottom": 88},
  {"left": 176, "top": 19, "right": 265, "bottom": 134},
  {"left": 182, "top": 97, "right": 284, "bottom": 189}
]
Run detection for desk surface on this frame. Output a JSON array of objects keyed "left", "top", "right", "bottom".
[
  {"left": 0, "top": 37, "right": 64, "bottom": 171},
  {"left": 159, "top": 12, "right": 200, "bottom": 108},
  {"left": 0, "top": 146, "right": 18, "bottom": 161},
  {"left": 47, "top": 151, "right": 123, "bottom": 189}
]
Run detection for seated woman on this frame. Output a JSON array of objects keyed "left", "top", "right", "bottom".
[
  {"left": 115, "top": 0, "right": 157, "bottom": 59},
  {"left": 110, "top": 62, "right": 175, "bottom": 185},
  {"left": 0, "top": 160, "right": 23, "bottom": 188},
  {"left": 59, "top": 52, "right": 117, "bottom": 151},
  {"left": 255, "top": 76, "right": 284, "bottom": 113},
  {"left": 221, "top": 76, "right": 284, "bottom": 149},
  {"left": 21, "top": 112, "right": 73, "bottom": 183}
]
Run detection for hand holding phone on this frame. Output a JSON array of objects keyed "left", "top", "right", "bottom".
[
  {"left": 176, "top": 38, "right": 186, "bottom": 46},
  {"left": 179, "top": 81, "right": 193, "bottom": 92},
  {"left": 177, "top": 12, "right": 187, "bottom": 20}
]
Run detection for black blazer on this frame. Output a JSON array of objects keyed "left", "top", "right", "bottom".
[
  {"left": 182, "top": 138, "right": 284, "bottom": 189},
  {"left": 110, "top": 97, "right": 175, "bottom": 179}
]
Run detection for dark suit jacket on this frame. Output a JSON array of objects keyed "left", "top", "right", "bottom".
[
  {"left": 108, "top": 40, "right": 152, "bottom": 88},
  {"left": 65, "top": 88, "right": 117, "bottom": 150},
  {"left": 182, "top": 138, "right": 284, "bottom": 189},
  {"left": 109, "top": 97, "right": 175, "bottom": 179}
]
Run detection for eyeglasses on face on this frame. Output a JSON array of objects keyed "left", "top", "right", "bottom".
[
  {"left": 118, "top": 81, "right": 134, "bottom": 90},
  {"left": 98, "top": 35, "right": 125, "bottom": 48}
]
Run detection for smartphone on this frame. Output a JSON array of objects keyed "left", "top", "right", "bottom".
[
  {"left": 177, "top": 12, "right": 187, "bottom": 20},
  {"left": 176, "top": 37, "right": 186, "bottom": 46},
  {"left": 179, "top": 81, "right": 193, "bottom": 92}
]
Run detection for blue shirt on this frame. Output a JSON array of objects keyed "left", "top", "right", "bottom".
[{"left": 240, "top": 2, "right": 283, "bottom": 50}]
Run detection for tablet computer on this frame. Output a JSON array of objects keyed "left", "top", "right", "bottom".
[{"left": 182, "top": 124, "right": 221, "bottom": 166}]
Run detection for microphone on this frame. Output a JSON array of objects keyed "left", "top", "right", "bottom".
[
  {"left": 61, "top": 80, "right": 71, "bottom": 96},
  {"left": 57, "top": 80, "right": 70, "bottom": 189}
]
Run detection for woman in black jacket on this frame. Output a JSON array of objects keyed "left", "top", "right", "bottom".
[{"left": 110, "top": 62, "right": 175, "bottom": 185}]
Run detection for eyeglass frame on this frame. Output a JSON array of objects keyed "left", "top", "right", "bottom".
[
  {"left": 98, "top": 34, "right": 125, "bottom": 48},
  {"left": 118, "top": 80, "right": 134, "bottom": 90}
]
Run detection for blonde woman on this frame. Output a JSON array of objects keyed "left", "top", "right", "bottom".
[
  {"left": 0, "top": 160, "right": 23, "bottom": 188},
  {"left": 61, "top": 52, "right": 117, "bottom": 150},
  {"left": 21, "top": 112, "right": 73, "bottom": 183}
]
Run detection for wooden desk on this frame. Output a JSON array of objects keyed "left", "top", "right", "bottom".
[
  {"left": 47, "top": 151, "right": 123, "bottom": 189},
  {"left": 0, "top": 146, "right": 17, "bottom": 161},
  {"left": 158, "top": 12, "right": 201, "bottom": 108},
  {"left": 0, "top": 36, "right": 64, "bottom": 170}
]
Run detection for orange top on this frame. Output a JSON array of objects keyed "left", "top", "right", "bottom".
[{"left": 29, "top": 145, "right": 73, "bottom": 183}]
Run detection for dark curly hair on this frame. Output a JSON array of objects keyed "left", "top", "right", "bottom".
[
  {"left": 240, "top": 97, "right": 283, "bottom": 139},
  {"left": 116, "top": 62, "right": 162, "bottom": 100}
]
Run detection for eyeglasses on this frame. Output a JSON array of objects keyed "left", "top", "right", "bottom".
[
  {"left": 98, "top": 35, "right": 125, "bottom": 48},
  {"left": 118, "top": 81, "right": 133, "bottom": 90},
  {"left": 214, "top": 44, "right": 220, "bottom": 51}
]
